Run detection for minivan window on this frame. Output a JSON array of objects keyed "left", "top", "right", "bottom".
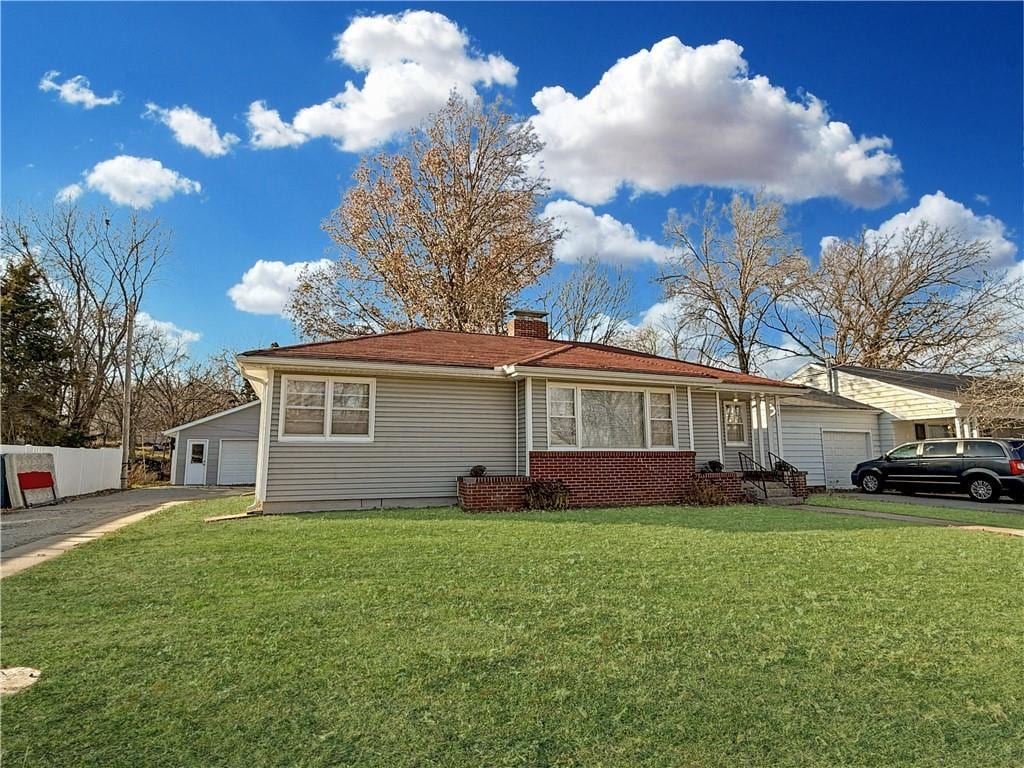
[
  {"left": 888, "top": 444, "right": 919, "bottom": 460},
  {"left": 922, "top": 441, "right": 959, "bottom": 458},
  {"left": 964, "top": 440, "right": 1006, "bottom": 458}
]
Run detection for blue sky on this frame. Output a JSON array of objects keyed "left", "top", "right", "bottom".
[{"left": 3, "top": 2, "right": 1021, "bottom": 365}]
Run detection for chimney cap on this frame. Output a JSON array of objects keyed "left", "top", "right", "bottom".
[{"left": 511, "top": 308, "right": 548, "bottom": 320}]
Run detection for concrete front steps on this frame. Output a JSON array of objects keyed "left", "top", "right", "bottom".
[{"left": 744, "top": 479, "right": 803, "bottom": 506}]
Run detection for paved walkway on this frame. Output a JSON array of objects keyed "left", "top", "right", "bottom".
[
  {"left": 798, "top": 505, "right": 1024, "bottom": 537},
  {"left": 1, "top": 486, "right": 251, "bottom": 578},
  {"left": 848, "top": 490, "right": 1024, "bottom": 514}
]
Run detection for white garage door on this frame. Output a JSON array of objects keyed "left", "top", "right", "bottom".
[
  {"left": 822, "top": 431, "right": 872, "bottom": 489},
  {"left": 218, "top": 440, "right": 257, "bottom": 485}
]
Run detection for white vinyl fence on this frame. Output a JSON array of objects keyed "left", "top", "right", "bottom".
[{"left": 1, "top": 445, "right": 121, "bottom": 497}]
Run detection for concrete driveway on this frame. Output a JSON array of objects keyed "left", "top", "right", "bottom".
[
  {"left": 852, "top": 490, "right": 1024, "bottom": 515},
  {"left": 2, "top": 486, "right": 250, "bottom": 558}
]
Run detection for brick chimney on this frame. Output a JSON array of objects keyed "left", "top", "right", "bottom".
[{"left": 508, "top": 309, "right": 549, "bottom": 339}]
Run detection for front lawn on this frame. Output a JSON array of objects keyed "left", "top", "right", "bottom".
[
  {"left": 807, "top": 493, "right": 1024, "bottom": 528},
  {"left": 2, "top": 499, "right": 1021, "bottom": 767}
]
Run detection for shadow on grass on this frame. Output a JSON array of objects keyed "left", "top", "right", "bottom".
[{"left": 264, "top": 504, "right": 907, "bottom": 534}]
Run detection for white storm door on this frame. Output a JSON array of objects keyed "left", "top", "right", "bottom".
[{"left": 184, "top": 439, "right": 209, "bottom": 485}]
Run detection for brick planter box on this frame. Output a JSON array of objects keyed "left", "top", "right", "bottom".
[
  {"left": 694, "top": 471, "right": 744, "bottom": 503},
  {"left": 458, "top": 475, "right": 530, "bottom": 512},
  {"left": 529, "top": 450, "right": 696, "bottom": 508}
]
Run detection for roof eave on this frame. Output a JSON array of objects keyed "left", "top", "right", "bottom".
[{"left": 236, "top": 353, "right": 505, "bottom": 380}]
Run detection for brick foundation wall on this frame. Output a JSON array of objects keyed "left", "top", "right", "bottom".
[
  {"left": 694, "top": 471, "right": 744, "bottom": 503},
  {"left": 458, "top": 475, "right": 529, "bottom": 512},
  {"left": 528, "top": 450, "right": 696, "bottom": 508}
]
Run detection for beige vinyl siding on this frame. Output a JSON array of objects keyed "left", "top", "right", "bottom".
[
  {"left": 532, "top": 378, "right": 548, "bottom": 450},
  {"left": 789, "top": 365, "right": 955, "bottom": 451},
  {"left": 265, "top": 372, "right": 517, "bottom": 504},
  {"left": 780, "top": 405, "right": 881, "bottom": 486},
  {"left": 689, "top": 390, "right": 721, "bottom": 467},
  {"left": 172, "top": 403, "right": 260, "bottom": 485}
]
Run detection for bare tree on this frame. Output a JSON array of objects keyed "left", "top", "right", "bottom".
[
  {"left": 773, "top": 223, "right": 1022, "bottom": 372},
  {"left": 288, "top": 93, "right": 561, "bottom": 339},
  {"left": 958, "top": 371, "right": 1024, "bottom": 435},
  {"left": 540, "top": 257, "right": 633, "bottom": 343},
  {"left": 659, "top": 193, "right": 807, "bottom": 374},
  {"left": 613, "top": 300, "right": 730, "bottom": 364},
  {"left": 1, "top": 206, "right": 169, "bottom": 448}
]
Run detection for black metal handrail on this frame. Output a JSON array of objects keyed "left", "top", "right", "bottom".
[
  {"left": 768, "top": 451, "right": 801, "bottom": 496},
  {"left": 738, "top": 452, "right": 771, "bottom": 499}
]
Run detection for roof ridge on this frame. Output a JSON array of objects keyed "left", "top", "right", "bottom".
[{"left": 240, "top": 327, "right": 428, "bottom": 356}]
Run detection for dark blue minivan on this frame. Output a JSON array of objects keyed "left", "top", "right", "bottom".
[{"left": 852, "top": 438, "right": 1024, "bottom": 502}]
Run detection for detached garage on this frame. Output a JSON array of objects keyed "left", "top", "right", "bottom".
[
  {"left": 164, "top": 401, "right": 261, "bottom": 486},
  {"left": 780, "top": 390, "right": 881, "bottom": 489}
]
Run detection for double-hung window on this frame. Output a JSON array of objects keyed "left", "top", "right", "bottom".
[
  {"left": 280, "top": 375, "right": 375, "bottom": 441},
  {"left": 723, "top": 402, "right": 747, "bottom": 445},
  {"left": 548, "top": 384, "right": 676, "bottom": 450}
]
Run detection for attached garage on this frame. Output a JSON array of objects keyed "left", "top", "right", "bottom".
[
  {"left": 780, "top": 391, "right": 881, "bottom": 489},
  {"left": 821, "top": 430, "right": 873, "bottom": 489},
  {"left": 164, "top": 401, "right": 261, "bottom": 486}
]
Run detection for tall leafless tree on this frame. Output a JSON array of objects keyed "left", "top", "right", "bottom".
[
  {"left": 540, "top": 257, "right": 633, "bottom": 343},
  {"left": 772, "top": 223, "right": 1023, "bottom": 372},
  {"left": 659, "top": 193, "right": 807, "bottom": 374},
  {"left": 2, "top": 206, "right": 170, "bottom": 447}
]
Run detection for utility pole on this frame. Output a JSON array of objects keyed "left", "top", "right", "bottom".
[{"left": 120, "top": 297, "right": 136, "bottom": 490}]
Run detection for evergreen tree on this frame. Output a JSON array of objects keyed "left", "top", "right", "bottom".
[{"left": 1, "top": 256, "right": 70, "bottom": 444}]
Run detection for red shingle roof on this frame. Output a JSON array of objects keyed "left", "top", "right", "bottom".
[{"left": 240, "top": 329, "right": 799, "bottom": 389}]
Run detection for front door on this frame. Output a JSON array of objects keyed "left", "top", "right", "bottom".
[{"left": 184, "top": 439, "right": 208, "bottom": 485}]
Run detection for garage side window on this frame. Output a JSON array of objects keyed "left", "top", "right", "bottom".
[{"left": 280, "top": 375, "right": 375, "bottom": 441}]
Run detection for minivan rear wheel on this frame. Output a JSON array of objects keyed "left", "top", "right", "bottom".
[
  {"left": 967, "top": 476, "right": 1000, "bottom": 503},
  {"left": 860, "top": 472, "right": 883, "bottom": 494}
]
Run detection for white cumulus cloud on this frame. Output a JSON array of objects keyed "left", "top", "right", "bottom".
[
  {"left": 228, "top": 258, "right": 332, "bottom": 316},
  {"left": 246, "top": 101, "right": 308, "bottom": 149},
  {"left": 542, "top": 200, "right": 672, "bottom": 264},
  {"left": 85, "top": 155, "right": 201, "bottom": 209},
  {"left": 254, "top": 10, "right": 516, "bottom": 152},
  {"left": 145, "top": 103, "right": 240, "bottom": 157},
  {"left": 39, "top": 70, "right": 122, "bottom": 109},
  {"left": 822, "top": 191, "right": 1017, "bottom": 265},
  {"left": 529, "top": 37, "right": 903, "bottom": 208},
  {"left": 55, "top": 183, "right": 84, "bottom": 204},
  {"left": 137, "top": 312, "right": 201, "bottom": 348}
]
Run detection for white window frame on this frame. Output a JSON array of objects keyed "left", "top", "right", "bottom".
[
  {"left": 723, "top": 401, "right": 748, "bottom": 446},
  {"left": 278, "top": 373, "right": 376, "bottom": 443},
  {"left": 545, "top": 381, "right": 678, "bottom": 451}
]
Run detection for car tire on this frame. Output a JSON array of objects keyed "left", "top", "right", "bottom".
[
  {"left": 859, "top": 472, "right": 883, "bottom": 494},
  {"left": 966, "top": 476, "right": 1000, "bottom": 503}
]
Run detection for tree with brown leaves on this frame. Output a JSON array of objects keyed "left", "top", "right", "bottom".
[{"left": 288, "top": 94, "right": 561, "bottom": 339}]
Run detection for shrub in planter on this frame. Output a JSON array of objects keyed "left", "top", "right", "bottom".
[
  {"left": 683, "top": 482, "right": 729, "bottom": 506},
  {"left": 523, "top": 479, "right": 570, "bottom": 510},
  {"left": 469, "top": 464, "right": 487, "bottom": 478}
]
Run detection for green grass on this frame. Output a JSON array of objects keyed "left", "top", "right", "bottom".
[
  {"left": 2, "top": 498, "right": 1022, "bottom": 767},
  {"left": 807, "top": 493, "right": 1024, "bottom": 528}
]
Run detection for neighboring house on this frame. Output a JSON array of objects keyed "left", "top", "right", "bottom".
[
  {"left": 164, "top": 401, "right": 260, "bottom": 486},
  {"left": 787, "top": 364, "right": 1024, "bottom": 452},
  {"left": 233, "top": 311, "right": 879, "bottom": 513}
]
